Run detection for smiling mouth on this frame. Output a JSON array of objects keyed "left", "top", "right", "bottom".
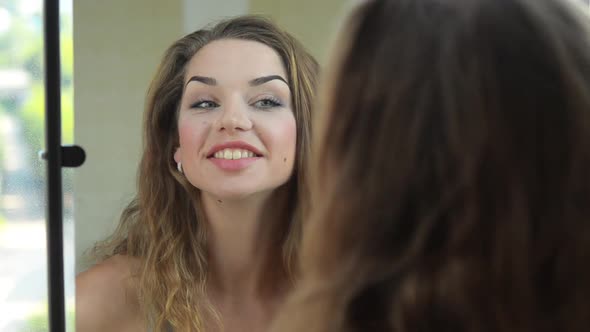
[{"left": 208, "top": 148, "right": 262, "bottom": 160}]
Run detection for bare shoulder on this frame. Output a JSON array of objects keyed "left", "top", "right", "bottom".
[{"left": 76, "top": 255, "right": 145, "bottom": 332}]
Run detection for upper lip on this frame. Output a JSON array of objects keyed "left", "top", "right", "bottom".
[{"left": 207, "top": 141, "right": 263, "bottom": 157}]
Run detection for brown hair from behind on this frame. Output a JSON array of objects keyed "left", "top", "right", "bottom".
[{"left": 272, "top": 0, "right": 590, "bottom": 331}]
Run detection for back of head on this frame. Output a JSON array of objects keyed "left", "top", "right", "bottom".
[{"left": 285, "top": 0, "right": 590, "bottom": 331}]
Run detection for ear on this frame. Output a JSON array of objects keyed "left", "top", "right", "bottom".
[{"left": 173, "top": 147, "right": 181, "bottom": 164}]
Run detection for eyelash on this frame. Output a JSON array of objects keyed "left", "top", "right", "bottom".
[
  {"left": 190, "top": 99, "right": 219, "bottom": 109},
  {"left": 253, "top": 97, "right": 283, "bottom": 110},
  {"left": 189, "top": 97, "right": 283, "bottom": 110}
]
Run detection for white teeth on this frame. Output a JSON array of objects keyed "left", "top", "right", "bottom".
[
  {"left": 213, "top": 148, "right": 257, "bottom": 160},
  {"left": 232, "top": 150, "right": 241, "bottom": 159},
  {"left": 223, "top": 150, "right": 232, "bottom": 159}
]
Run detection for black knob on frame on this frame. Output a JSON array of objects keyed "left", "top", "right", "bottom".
[{"left": 39, "top": 145, "right": 86, "bottom": 168}]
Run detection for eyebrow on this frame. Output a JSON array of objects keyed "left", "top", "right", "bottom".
[
  {"left": 185, "top": 76, "right": 217, "bottom": 87},
  {"left": 248, "top": 75, "right": 289, "bottom": 88},
  {"left": 184, "top": 75, "right": 289, "bottom": 89}
]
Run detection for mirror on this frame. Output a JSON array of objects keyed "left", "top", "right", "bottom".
[{"left": 72, "top": 0, "right": 351, "bottom": 274}]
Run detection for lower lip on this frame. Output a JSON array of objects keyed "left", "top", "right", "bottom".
[{"left": 208, "top": 157, "right": 260, "bottom": 171}]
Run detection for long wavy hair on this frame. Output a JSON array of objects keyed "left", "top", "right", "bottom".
[
  {"left": 93, "top": 15, "right": 318, "bottom": 331},
  {"left": 272, "top": 0, "right": 590, "bottom": 331}
]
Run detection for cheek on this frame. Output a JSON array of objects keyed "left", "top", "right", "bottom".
[
  {"left": 177, "top": 117, "right": 210, "bottom": 157},
  {"left": 269, "top": 114, "right": 297, "bottom": 164},
  {"left": 177, "top": 122, "right": 194, "bottom": 145}
]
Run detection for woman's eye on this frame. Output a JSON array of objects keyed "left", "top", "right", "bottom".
[
  {"left": 190, "top": 100, "right": 219, "bottom": 109},
  {"left": 253, "top": 98, "right": 282, "bottom": 109}
]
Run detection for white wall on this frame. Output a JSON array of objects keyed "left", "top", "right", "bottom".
[
  {"left": 73, "top": 0, "right": 183, "bottom": 272},
  {"left": 183, "top": 0, "right": 248, "bottom": 34}
]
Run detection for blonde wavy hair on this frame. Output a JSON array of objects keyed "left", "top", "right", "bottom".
[{"left": 92, "top": 15, "right": 319, "bottom": 332}]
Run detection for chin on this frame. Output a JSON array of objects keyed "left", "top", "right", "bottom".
[
  {"left": 213, "top": 191, "right": 255, "bottom": 200},
  {"left": 195, "top": 177, "right": 291, "bottom": 201},
  {"left": 205, "top": 185, "right": 274, "bottom": 201}
]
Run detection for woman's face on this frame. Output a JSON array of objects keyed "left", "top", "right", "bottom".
[{"left": 174, "top": 38, "right": 296, "bottom": 200}]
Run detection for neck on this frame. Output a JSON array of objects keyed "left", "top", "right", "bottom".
[{"left": 201, "top": 191, "right": 285, "bottom": 300}]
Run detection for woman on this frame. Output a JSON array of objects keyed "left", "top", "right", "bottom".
[
  {"left": 76, "top": 15, "right": 318, "bottom": 332},
  {"left": 272, "top": 0, "right": 590, "bottom": 331}
]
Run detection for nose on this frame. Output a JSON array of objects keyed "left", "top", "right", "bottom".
[{"left": 216, "top": 99, "right": 253, "bottom": 133}]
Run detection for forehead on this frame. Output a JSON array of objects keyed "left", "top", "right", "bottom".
[{"left": 185, "top": 38, "right": 287, "bottom": 83}]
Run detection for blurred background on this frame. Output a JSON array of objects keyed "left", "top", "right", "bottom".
[
  {"left": 0, "top": 0, "right": 74, "bottom": 330},
  {"left": 0, "top": 0, "right": 351, "bottom": 330}
]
